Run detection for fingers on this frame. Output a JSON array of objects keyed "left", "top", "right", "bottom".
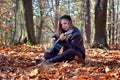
[
  {"left": 51, "top": 38, "right": 56, "bottom": 43},
  {"left": 60, "top": 33, "right": 66, "bottom": 41}
]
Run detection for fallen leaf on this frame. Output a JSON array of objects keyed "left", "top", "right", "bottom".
[
  {"left": 98, "top": 76, "right": 106, "bottom": 80},
  {"left": 53, "top": 71, "right": 60, "bottom": 78},
  {"left": 28, "top": 68, "right": 38, "bottom": 78},
  {"left": 105, "top": 66, "right": 110, "bottom": 73},
  {"left": 78, "top": 77, "right": 85, "bottom": 80}
]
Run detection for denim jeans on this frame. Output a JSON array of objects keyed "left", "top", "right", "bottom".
[{"left": 44, "top": 48, "right": 79, "bottom": 63}]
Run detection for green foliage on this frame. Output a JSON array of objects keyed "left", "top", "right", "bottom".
[{"left": 26, "top": 40, "right": 33, "bottom": 46}]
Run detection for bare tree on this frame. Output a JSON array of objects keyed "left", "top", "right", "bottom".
[
  {"left": 54, "top": 0, "right": 60, "bottom": 30},
  {"left": 115, "top": 0, "right": 120, "bottom": 48},
  {"left": 84, "top": 0, "right": 91, "bottom": 44},
  {"left": 110, "top": 0, "right": 115, "bottom": 45},
  {"left": 37, "top": 0, "right": 53, "bottom": 43}
]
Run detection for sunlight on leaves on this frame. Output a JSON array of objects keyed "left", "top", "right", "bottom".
[{"left": 28, "top": 68, "right": 38, "bottom": 78}]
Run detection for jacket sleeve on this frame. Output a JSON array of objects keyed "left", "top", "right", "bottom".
[
  {"left": 70, "top": 33, "right": 85, "bottom": 59},
  {"left": 57, "top": 33, "right": 82, "bottom": 50},
  {"left": 69, "top": 33, "right": 82, "bottom": 50}
]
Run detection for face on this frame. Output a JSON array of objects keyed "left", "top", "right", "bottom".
[{"left": 61, "top": 19, "right": 70, "bottom": 31}]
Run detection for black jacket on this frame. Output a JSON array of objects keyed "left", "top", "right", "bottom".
[{"left": 52, "top": 27, "right": 85, "bottom": 59}]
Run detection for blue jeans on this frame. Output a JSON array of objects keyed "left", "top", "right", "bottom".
[{"left": 44, "top": 48, "right": 78, "bottom": 63}]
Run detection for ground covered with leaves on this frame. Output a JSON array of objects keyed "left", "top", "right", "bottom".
[{"left": 0, "top": 44, "right": 120, "bottom": 80}]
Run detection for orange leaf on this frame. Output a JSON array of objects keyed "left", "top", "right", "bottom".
[
  {"left": 0, "top": 6, "right": 4, "bottom": 13},
  {"left": 5, "top": 0, "right": 9, "bottom": 4},
  {"left": 61, "top": 76, "right": 66, "bottom": 80},
  {"left": 29, "top": 68, "right": 38, "bottom": 78},
  {"left": 98, "top": 77, "right": 106, "bottom": 80},
  {"left": 0, "top": 23, "right": 11, "bottom": 32},
  {"left": 53, "top": 71, "right": 60, "bottom": 78},
  {"left": 1, "top": 23, "right": 7, "bottom": 29},
  {"left": 3, "top": 13, "right": 9, "bottom": 19},
  {"left": 78, "top": 77, "right": 85, "bottom": 80}
]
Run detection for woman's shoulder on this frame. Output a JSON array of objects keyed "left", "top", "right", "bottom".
[{"left": 72, "top": 27, "right": 81, "bottom": 34}]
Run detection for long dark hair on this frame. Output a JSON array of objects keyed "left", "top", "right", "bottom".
[{"left": 56, "top": 15, "right": 74, "bottom": 38}]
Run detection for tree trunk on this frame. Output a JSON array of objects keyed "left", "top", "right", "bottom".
[
  {"left": 80, "top": 0, "right": 86, "bottom": 41},
  {"left": 115, "top": 0, "right": 119, "bottom": 49},
  {"left": 94, "top": 0, "right": 108, "bottom": 48},
  {"left": 37, "top": 16, "right": 44, "bottom": 43},
  {"left": 110, "top": 0, "right": 115, "bottom": 45},
  {"left": 54, "top": 0, "right": 59, "bottom": 30},
  {"left": 85, "top": 0, "right": 91, "bottom": 44},
  {"left": 37, "top": 0, "right": 45, "bottom": 43},
  {"left": 108, "top": 0, "right": 111, "bottom": 45},
  {"left": 10, "top": 0, "right": 27, "bottom": 45},
  {"left": 23, "top": 0, "right": 36, "bottom": 44},
  {"left": 67, "top": 0, "right": 70, "bottom": 15}
]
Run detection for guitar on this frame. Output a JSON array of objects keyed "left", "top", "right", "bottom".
[{"left": 48, "top": 29, "right": 73, "bottom": 53}]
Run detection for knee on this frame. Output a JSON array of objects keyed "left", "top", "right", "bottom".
[
  {"left": 44, "top": 52, "right": 57, "bottom": 60},
  {"left": 44, "top": 52, "right": 50, "bottom": 60}
]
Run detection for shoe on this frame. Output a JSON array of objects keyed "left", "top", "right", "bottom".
[
  {"left": 35, "top": 59, "right": 43, "bottom": 64},
  {"left": 44, "top": 59, "right": 54, "bottom": 64}
]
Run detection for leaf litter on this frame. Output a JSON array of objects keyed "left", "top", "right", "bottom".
[{"left": 0, "top": 44, "right": 119, "bottom": 80}]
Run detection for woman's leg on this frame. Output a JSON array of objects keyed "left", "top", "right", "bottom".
[
  {"left": 48, "top": 48, "right": 77, "bottom": 63},
  {"left": 44, "top": 51, "right": 58, "bottom": 60}
]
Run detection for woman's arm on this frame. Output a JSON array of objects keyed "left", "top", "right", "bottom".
[
  {"left": 51, "top": 33, "right": 58, "bottom": 43},
  {"left": 69, "top": 33, "right": 82, "bottom": 49}
]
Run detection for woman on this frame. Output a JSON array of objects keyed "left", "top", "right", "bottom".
[{"left": 44, "top": 15, "right": 85, "bottom": 63}]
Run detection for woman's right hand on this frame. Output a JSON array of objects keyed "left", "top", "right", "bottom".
[{"left": 51, "top": 38, "right": 56, "bottom": 43}]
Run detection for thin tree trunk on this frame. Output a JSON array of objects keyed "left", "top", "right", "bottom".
[
  {"left": 111, "top": 0, "right": 115, "bottom": 45},
  {"left": 54, "top": 0, "right": 59, "bottom": 30},
  {"left": 108, "top": 0, "right": 111, "bottom": 45},
  {"left": 85, "top": 0, "right": 91, "bottom": 44},
  {"left": 37, "top": 1, "right": 44, "bottom": 43},
  {"left": 81, "top": 0, "right": 85, "bottom": 41},
  {"left": 115, "top": 0, "right": 119, "bottom": 46}
]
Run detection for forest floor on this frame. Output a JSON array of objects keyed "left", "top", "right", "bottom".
[{"left": 0, "top": 44, "right": 120, "bottom": 80}]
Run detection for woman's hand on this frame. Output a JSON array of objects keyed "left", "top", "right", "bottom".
[
  {"left": 51, "top": 38, "right": 56, "bottom": 43},
  {"left": 60, "top": 33, "right": 67, "bottom": 41}
]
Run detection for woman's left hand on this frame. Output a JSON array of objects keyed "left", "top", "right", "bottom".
[{"left": 60, "top": 33, "right": 67, "bottom": 41}]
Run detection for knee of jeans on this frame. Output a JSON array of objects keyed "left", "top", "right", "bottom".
[
  {"left": 44, "top": 52, "right": 49, "bottom": 60},
  {"left": 44, "top": 52, "right": 55, "bottom": 60}
]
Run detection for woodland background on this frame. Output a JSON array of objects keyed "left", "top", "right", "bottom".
[
  {"left": 0, "top": 0, "right": 120, "bottom": 80},
  {"left": 0, "top": 0, "right": 120, "bottom": 49}
]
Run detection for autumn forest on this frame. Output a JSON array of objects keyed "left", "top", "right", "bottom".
[{"left": 0, "top": 0, "right": 120, "bottom": 79}]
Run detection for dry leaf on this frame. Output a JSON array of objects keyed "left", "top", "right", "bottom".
[
  {"left": 78, "top": 77, "right": 85, "bottom": 80},
  {"left": 53, "top": 71, "right": 60, "bottom": 78},
  {"left": 0, "top": 44, "right": 119, "bottom": 79},
  {"left": 98, "top": 76, "right": 106, "bottom": 80},
  {"left": 105, "top": 66, "right": 110, "bottom": 73},
  {"left": 29, "top": 68, "right": 38, "bottom": 78}
]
